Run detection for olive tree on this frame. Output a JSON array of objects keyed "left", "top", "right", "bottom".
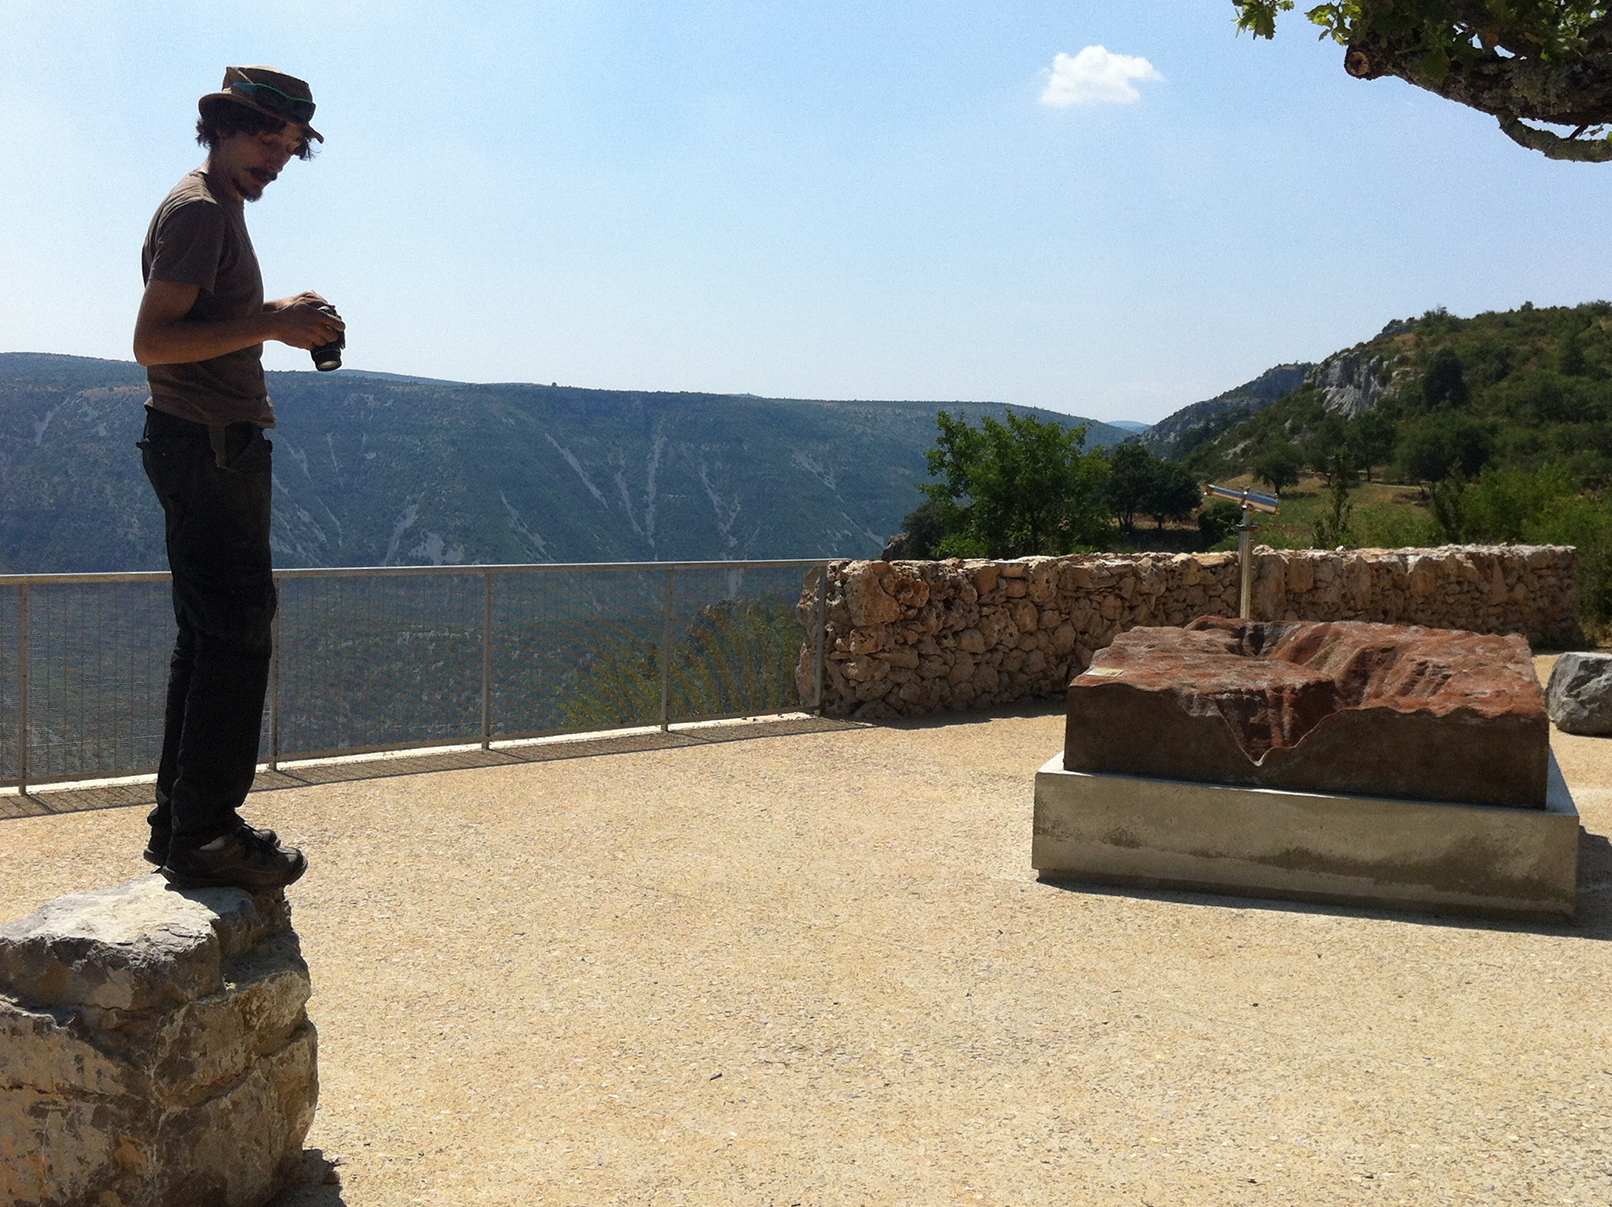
[{"left": 919, "top": 409, "right": 1113, "bottom": 557}]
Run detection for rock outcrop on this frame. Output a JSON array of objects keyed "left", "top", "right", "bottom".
[
  {"left": 1063, "top": 618, "right": 1549, "bottom": 807},
  {"left": 0, "top": 876, "right": 316, "bottom": 1207},
  {"left": 1546, "top": 652, "right": 1612, "bottom": 736},
  {"left": 799, "top": 546, "right": 1582, "bottom": 721},
  {"left": 1312, "top": 348, "right": 1401, "bottom": 417}
]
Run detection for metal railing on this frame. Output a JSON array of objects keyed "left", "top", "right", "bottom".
[{"left": 1, "top": 559, "right": 833, "bottom": 794}]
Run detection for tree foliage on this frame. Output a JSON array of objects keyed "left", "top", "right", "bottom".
[
  {"left": 1421, "top": 347, "right": 1470, "bottom": 408},
  {"left": 1426, "top": 462, "right": 1612, "bottom": 628},
  {"left": 1143, "top": 459, "right": 1206, "bottom": 528},
  {"left": 1103, "top": 444, "right": 1206, "bottom": 531},
  {"left": 1104, "top": 444, "right": 1156, "bottom": 534},
  {"left": 1251, "top": 440, "right": 1305, "bottom": 495},
  {"left": 1199, "top": 499, "right": 1244, "bottom": 547},
  {"left": 1235, "top": 1, "right": 1612, "bottom": 161},
  {"left": 1311, "top": 450, "right": 1360, "bottom": 546},
  {"left": 918, "top": 409, "right": 1112, "bottom": 557},
  {"left": 1400, "top": 411, "right": 1492, "bottom": 480},
  {"left": 1347, "top": 406, "right": 1398, "bottom": 480}
]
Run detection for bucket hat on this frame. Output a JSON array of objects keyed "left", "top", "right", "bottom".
[{"left": 199, "top": 65, "right": 323, "bottom": 142}]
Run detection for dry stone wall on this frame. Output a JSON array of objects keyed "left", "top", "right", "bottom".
[{"left": 797, "top": 546, "right": 1581, "bottom": 721}]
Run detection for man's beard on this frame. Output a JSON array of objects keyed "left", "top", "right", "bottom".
[{"left": 242, "top": 169, "right": 276, "bottom": 202}]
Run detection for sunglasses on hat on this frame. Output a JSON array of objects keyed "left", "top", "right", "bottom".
[{"left": 229, "top": 80, "right": 317, "bottom": 125}]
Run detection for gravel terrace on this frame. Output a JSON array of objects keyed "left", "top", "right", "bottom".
[{"left": 2, "top": 657, "right": 1609, "bottom": 1207}]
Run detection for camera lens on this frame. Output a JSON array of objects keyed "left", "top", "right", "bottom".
[{"left": 310, "top": 304, "right": 345, "bottom": 372}]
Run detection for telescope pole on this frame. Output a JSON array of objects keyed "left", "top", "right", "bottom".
[
  {"left": 1238, "top": 504, "right": 1256, "bottom": 620},
  {"left": 1204, "top": 483, "right": 1276, "bottom": 622}
]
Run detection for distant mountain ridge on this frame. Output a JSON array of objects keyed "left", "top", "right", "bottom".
[
  {"left": 0, "top": 353, "right": 1130, "bottom": 574},
  {"left": 1140, "top": 363, "right": 1314, "bottom": 460}
]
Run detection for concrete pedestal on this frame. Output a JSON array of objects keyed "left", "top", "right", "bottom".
[{"left": 1032, "top": 752, "right": 1580, "bottom": 919}]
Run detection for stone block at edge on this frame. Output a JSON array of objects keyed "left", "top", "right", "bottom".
[
  {"left": 152, "top": 1022, "right": 318, "bottom": 1207},
  {"left": 0, "top": 875, "right": 315, "bottom": 1207},
  {"left": 1546, "top": 652, "right": 1612, "bottom": 736},
  {"left": 1032, "top": 753, "right": 1580, "bottom": 919},
  {"left": 0, "top": 1023, "right": 316, "bottom": 1207},
  {"left": 0, "top": 875, "right": 290, "bottom": 1012}
]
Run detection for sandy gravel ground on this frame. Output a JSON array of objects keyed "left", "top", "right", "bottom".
[{"left": 2, "top": 657, "right": 1610, "bottom": 1207}]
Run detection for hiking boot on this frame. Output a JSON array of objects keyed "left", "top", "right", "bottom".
[
  {"left": 145, "top": 823, "right": 278, "bottom": 868},
  {"left": 161, "top": 824, "right": 307, "bottom": 891}
]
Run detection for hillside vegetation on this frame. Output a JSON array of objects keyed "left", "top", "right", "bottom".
[{"left": 1174, "top": 302, "right": 1612, "bottom": 636}]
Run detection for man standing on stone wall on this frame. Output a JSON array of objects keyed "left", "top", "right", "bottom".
[{"left": 133, "top": 66, "right": 343, "bottom": 890}]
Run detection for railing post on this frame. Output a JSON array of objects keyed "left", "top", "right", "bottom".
[
  {"left": 16, "top": 582, "right": 28, "bottom": 795},
  {"left": 268, "top": 609, "right": 280, "bottom": 772},
  {"left": 812, "top": 564, "right": 828, "bottom": 715},
  {"left": 660, "top": 568, "right": 676, "bottom": 733},
  {"left": 481, "top": 571, "right": 495, "bottom": 751}
]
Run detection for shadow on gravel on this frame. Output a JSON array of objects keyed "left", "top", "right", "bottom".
[
  {"left": 266, "top": 1150, "right": 347, "bottom": 1206},
  {"left": 1040, "top": 828, "right": 1612, "bottom": 941},
  {"left": 873, "top": 696, "right": 1068, "bottom": 732},
  {"left": 0, "top": 715, "right": 866, "bottom": 823}
]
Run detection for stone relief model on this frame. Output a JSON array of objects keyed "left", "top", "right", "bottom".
[
  {"left": 1063, "top": 617, "right": 1549, "bottom": 809},
  {"left": 1034, "top": 614, "right": 1580, "bottom": 918}
]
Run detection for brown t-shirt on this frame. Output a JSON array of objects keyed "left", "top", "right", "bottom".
[{"left": 141, "top": 170, "right": 275, "bottom": 427}]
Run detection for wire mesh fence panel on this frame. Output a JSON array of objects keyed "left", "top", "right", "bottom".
[
  {"left": 1, "top": 586, "right": 20, "bottom": 785},
  {"left": 274, "top": 574, "right": 485, "bottom": 759},
  {"left": 490, "top": 568, "right": 669, "bottom": 737},
  {"left": 21, "top": 582, "right": 173, "bottom": 784},
  {"left": 1, "top": 561, "right": 826, "bottom": 785},
  {"left": 665, "top": 565, "right": 811, "bottom": 723}
]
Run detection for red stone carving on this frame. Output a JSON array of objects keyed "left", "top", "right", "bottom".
[{"left": 1063, "top": 617, "right": 1549, "bottom": 807}]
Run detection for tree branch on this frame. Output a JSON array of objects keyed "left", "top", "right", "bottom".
[
  {"left": 1496, "top": 115, "right": 1612, "bottom": 161},
  {"left": 1238, "top": 2, "right": 1612, "bottom": 161},
  {"left": 1341, "top": 31, "right": 1612, "bottom": 160},
  {"left": 1342, "top": 35, "right": 1612, "bottom": 127}
]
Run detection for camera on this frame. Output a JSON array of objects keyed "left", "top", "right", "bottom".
[{"left": 310, "top": 304, "right": 345, "bottom": 372}]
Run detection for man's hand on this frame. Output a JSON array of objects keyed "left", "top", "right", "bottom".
[{"left": 265, "top": 294, "right": 345, "bottom": 351}]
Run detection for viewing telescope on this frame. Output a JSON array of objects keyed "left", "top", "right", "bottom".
[
  {"left": 1203, "top": 483, "right": 1280, "bottom": 515},
  {"left": 1203, "top": 483, "right": 1281, "bottom": 620}
]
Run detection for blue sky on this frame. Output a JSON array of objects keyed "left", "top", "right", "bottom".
[{"left": 2, "top": 0, "right": 1608, "bottom": 424}]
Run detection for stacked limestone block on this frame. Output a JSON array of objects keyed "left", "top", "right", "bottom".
[
  {"left": 0, "top": 876, "right": 316, "bottom": 1207},
  {"left": 798, "top": 545, "right": 1581, "bottom": 720}
]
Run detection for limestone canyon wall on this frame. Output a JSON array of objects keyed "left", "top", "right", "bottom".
[{"left": 796, "top": 546, "right": 1581, "bottom": 721}]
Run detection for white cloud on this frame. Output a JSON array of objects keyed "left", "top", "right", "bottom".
[{"left": 1039, "top": 46, "right": 1163, "bottom": 107}]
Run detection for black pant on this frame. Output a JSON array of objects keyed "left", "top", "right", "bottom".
[{"left": 140, "top": 407, "right": 277, "bottom": 846}]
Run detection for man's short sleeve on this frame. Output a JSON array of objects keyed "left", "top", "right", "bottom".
[{"left": 146, "top": 199, "right": 227, "bottom": 293}]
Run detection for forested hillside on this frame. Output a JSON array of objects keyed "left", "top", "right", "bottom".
[
  {"left": 1175, "top": 302, "right": 1612, "bottom": 631},
  {"left": 0, "top": 354, "right": 1129, "bottom": 573},
  {"left": 1181, "top": 302, "right": 1612, "bottom": 487}
]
